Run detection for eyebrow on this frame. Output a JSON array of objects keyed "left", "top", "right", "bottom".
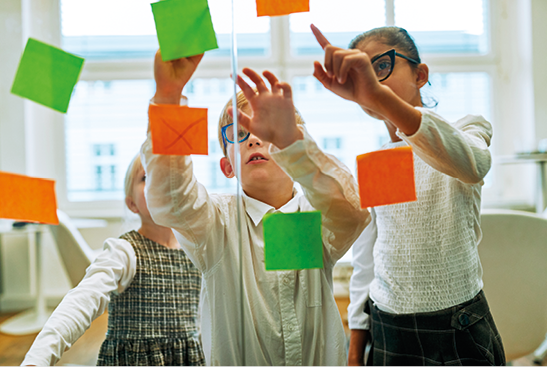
[{"left": 370, "top": 50, "right": 391, "bottom": 64}]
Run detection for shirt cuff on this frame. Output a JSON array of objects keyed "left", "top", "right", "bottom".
[
  {"left": 395, "top": 106, "right": 427, "bottom": 140},
  {"left": 149, "top": 95, "right": 189, "bottom": 106}
]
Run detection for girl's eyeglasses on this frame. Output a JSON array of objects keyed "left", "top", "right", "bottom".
[
  {"left": 370, "top": 49, "right": 420, "bottom": 82},
  {"left": 221, "top": 123, "right": 251, "bottom": 150}
]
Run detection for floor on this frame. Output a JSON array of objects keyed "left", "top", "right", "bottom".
[{"left": 0, "top": 309, "right": 545, "bottom": 366}]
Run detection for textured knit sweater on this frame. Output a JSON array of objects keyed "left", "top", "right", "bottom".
[{"left": 349, "top": 107, "right": 492, "bottom": 323}]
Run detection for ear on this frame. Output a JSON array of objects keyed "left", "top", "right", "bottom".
[
  {"left": 125, "top": 196, "right": 139, "bottom": 214},
  {"left": 415, "top": 63, "right": 429, "bottom": 89},
  {"left": 220, "top": 157, "right": 235, "bottom": 178}
]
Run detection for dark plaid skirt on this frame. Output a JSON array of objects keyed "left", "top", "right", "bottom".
[
  {"left": 365, "top": 290, "right": 506, "bottom": 366},
  {"left": 97, "top": 334, "right": 204, "bottom": 366}
]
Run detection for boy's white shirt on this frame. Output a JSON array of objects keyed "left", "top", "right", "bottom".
[
  {"left": 21, "top": 238, "right": 137, "bottom": 366},
  {"left": 348, "top": 107, "right": 493, "bottom": 329},
  {"left": 141, "top": 120, "right": 370, "bottom": 365}
]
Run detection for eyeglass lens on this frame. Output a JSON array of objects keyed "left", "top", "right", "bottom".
[
  {"left": 225, "top": 124, "right": 249, "bottom": 143},
  {"left": 372, "top": 54, "right": 393, "bottom": 81}
]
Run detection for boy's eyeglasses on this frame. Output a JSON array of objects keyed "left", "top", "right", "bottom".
[
  {"left": 221, "top": 123, "right": 251, "bottom": 151},
  {"left": 370, "top": 49, "right": 420, "bottom": 82}
]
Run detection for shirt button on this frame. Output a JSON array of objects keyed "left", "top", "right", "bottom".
[
  {"left": 459, "top": 313, "right": 470, "bottom": 327},
  {"left": 282, "top": 277, "right": 290, "bottom": 285},
  {"left": 288, "top": 325, "right": 294, "bottom": 332}
]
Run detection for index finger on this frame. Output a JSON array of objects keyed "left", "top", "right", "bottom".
[{"left": 310, "top": 24, "right": 331, "bottom": 50}]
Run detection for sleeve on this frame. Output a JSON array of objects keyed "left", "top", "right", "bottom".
[
  {"left": 270, "top": 126, "right": 371, "bottom": 264},
  {"left": 397, "top": 107, "right": 493, "bottom": 184},
  {"left": 140, "top": 130, "right": 227, "bottom": 273},
  {"left": 347, "top": 209, "right": 377, "bottom": 330},
  {"left": 21, "top": 239, "right": 136, "bottom": 366}
]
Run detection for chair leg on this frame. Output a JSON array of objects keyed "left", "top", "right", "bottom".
[{"left": 533, "top": 333, "right": 547, "bottom": 365}]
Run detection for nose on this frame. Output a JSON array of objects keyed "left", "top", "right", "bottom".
[{"left": 247, "top": 134, "right": 262, "bottom": 148}]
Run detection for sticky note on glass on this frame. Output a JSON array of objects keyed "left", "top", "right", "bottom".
[
  {"left": 256, "top": 0, "right": 309, "bottom": 17},
  {"left": 11, "top": 38, "right": 84, "bottom": 113},
  {"left": 149, "top": 104, "right": 208, "bottom": 155},
  {"left": 0, "top": 172, "right": 59, "bottom": 225},
  {"left": 151, "top": 0, "right": 218, "bottom": 61},
  {"left": 263, "top": 211, "right": 323, "bottom": 271},
  {"left": 356, "top": 146, "right": 417, "bottom": 208}
]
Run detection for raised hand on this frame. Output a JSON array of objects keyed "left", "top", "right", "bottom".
[
  {"left": 311, "top": 24, "right": 386, "bottom": 113},
  {"left": 229, "top": 68, "right": 303, "bottom": 149},
  {"left": 153, "top": 50, "right": 204, "bottom": 105}
]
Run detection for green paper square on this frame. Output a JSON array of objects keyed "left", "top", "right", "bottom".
[
  {"left": 11, "top": 38, "right": 84, "bottom": 113},
  {"left": 264, "top": 211, "right": 323, "bottom": 271},
  {"left": 151, "top": 0, "right": 219, "bottom": 61}
]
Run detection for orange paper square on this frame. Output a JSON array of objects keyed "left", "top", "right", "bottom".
[
  {"left": 256, "top": 0, "right": 309, "bottom": 17},
  {"left": 149, "top": 104, "right": 208, "bottom": 156},
  {"left": 0, "top": 171, "right": 59, "bottom": 225},
  {"left": 356, "top": 146, "right": 417, "bottom": 208}
]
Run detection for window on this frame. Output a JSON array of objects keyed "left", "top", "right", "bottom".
[{"left": 60, "top": 0, "right": 496, "bottom": 212}]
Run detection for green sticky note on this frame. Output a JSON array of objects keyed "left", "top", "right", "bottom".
[
  {"left": 11, "top": 38, "right": 84, "bottom": 114},
  {"left": 151, "top": 0, "right": 219, "bottom": 61},
  {"left": 264, "top": 211, "right": 323, "bottom": 271}
]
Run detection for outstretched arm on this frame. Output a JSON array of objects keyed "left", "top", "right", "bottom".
[
  {"left": 233, "top": 69, "right": 370, "bottom": 262},
  {"left": 310, "top": 24, "right": 422, "bottom": 136}
]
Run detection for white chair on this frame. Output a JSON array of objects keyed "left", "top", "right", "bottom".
[
  {"left": 479, "top": 209, "right": 547, "bottom": 362},
  {"left": 50, "top": 210, "right": 101, "bottom": 287}
]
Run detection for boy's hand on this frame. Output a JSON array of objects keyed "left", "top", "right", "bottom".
[
  {"left": 153, "top": 50, "right": 204, "bottom": 105},
  {"left": 311, "top": 24, "right": 388, "bottom": 114},
  {"left": 230, "top": 68, "right": 303, "bottom": 150}
]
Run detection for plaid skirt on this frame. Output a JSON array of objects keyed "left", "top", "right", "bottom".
[
  {"left": 97, "top": 334, "right": 205, "bottom": 366},
  {"left": 365, "top": 290, "right": 506, "bottom": 366}
]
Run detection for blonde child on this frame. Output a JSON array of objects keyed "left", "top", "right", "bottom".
[
  {"left": 22, "top": 154, "right": 204, "bottom": 366},
  {"left": 140, "top": 50, "right": 370, "bottom": 365},
  {"left": 311, "top": 25, "right": 505, "bottom": 366}
]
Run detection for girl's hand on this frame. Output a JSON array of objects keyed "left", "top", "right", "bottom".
[
  {"left": 229, "top": 68, "right": 303, "bottom": 150},
  {"left": 311, "top": 24, "right": 387, "bottom": 114},
  {"left": 153, "top": 50, "right": 204, "bottom": 105}
]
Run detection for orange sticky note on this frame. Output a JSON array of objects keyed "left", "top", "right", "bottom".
[
  {"left": 356, "top": 146, "right": 417, "bottom": 208},
  {"left": 256, "top": 0, "right": 309, "bottom": 17},
  {"left": 149, "top": 104, "right": 208, "bottom": 156},
  {"left": 0, "top": 171, "right": 59, "bottom": 225}
]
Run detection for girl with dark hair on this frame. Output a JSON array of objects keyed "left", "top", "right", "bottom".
[{"left": 311, "top": 25, "right": 505, "bottom": 366}]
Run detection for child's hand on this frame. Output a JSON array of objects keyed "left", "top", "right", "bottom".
[
  {"left": 153, "top": 50, "right": 204, "bottom": 105},
  {"left": 230, "top": 68, "right": 303, "bottom": 149},
  {"left": 311, "top": 24, "right": 388, "bottom": 114}
]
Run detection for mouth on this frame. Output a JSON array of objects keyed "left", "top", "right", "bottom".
[{"left": 247, "top": 153, "right": 269, "bottom": 164}]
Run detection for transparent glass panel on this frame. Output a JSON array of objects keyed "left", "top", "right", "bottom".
[
  {"left": 65, "top": 78, "right": 235, "bottom": 202},
  {"left": 60, "top": 0, "right": 270, "bottom": 60},
  {"left": 290, "top": 0, "right": 385, "bottom": 56},
  {"left": 293, "top": 72, "right": 491, "bottom": 263},
  {"left": 394, "top": 0, "right": 489, "bottom": 54}
]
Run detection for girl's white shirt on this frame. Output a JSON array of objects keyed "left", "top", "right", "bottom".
[
  {"left": 348, "top": 107, "right": 493, "bottom": 329},
  {"left": 21, "top": 238, "right": 137, "bottom": 366}
]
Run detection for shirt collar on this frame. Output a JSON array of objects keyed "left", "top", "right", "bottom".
[{"left": 242, "top": 188, "right": 301, "bottom": 226}]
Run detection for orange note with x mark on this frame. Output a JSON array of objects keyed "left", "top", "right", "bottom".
[
  {"left": 356, "top": 146, "right": 417, "bottom": 208},
  {"left": 256, "top": 0, "right": 309, "bottom": 17},
  {"left": 149, "top": 104, "right": 208, "bottom": 156},
  {"left": 0, "top": 171, "right": 59, "bottom": 225}
]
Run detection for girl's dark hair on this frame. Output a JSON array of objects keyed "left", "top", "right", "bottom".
[{"left": 349, "top": 27, "right": 438, "bottom": 108}]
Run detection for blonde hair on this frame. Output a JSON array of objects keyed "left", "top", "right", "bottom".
[
  {"left": 217, "top": 90, "right": 305, "bottom": 157},
  {"left": 123, "top": 153, "right": 142, "bottom": 200}
]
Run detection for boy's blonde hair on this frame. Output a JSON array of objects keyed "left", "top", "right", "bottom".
[
  {"left": 124, "top": 153, "right": 142, "bottom": 199},
  {"left": 217, "top": 90, "right": 305, "bottom": 157}
]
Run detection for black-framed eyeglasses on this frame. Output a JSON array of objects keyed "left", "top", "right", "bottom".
[
  {"left": 370, "top": 49, "right": 420, "bottom": 82},
  {"left": 221, "top": 123, "right": 251, "bottom": 151}
]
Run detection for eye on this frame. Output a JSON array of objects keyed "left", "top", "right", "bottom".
[
  {"left": 238, "top": 129, "right": 247, "bottom": 139},
  {"left": 377, "top": 60, "right": 390, "bottom": 71},
  {"left": 141, "top": 174, "right": 146, "bottom": 182}
]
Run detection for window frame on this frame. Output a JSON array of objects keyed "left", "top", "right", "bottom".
[{"left": 48, "top": 0, "right": 531, "bottom": 217}]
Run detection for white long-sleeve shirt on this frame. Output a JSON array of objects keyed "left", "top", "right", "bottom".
[
  {"left": 21, "top": 239, "right": 137, "bottom": 366},
  {"left": 348, "top": 108, "right": 492, "bottom": 329},
  {"left": 141, "top": 127, "right": 370, "bottom": 366}
]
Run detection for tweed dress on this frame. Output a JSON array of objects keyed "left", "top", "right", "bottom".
[{"left": 97, "top": 230, "right": 204, "bottom": 366}]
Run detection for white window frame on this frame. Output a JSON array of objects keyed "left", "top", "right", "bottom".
[{"left": 4, "top": 0, "right": 539, "bottom": 218}]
